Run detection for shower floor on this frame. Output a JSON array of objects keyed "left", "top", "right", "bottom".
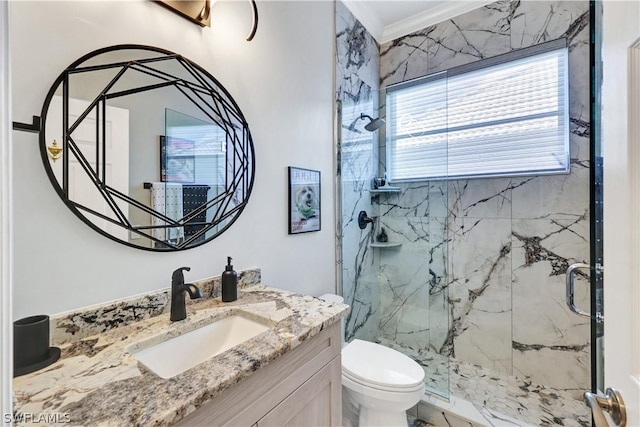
[{"left": 379, "top": 339, "right": 591, "bottom": 426}]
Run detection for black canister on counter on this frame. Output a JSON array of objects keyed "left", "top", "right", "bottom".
[{"left": 13, "top": 315, "right": 61, "bottom": 377}]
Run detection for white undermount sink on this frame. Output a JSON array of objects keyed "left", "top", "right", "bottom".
[{"left": 130, "top": 315, "right": 272, "bottom": 379}]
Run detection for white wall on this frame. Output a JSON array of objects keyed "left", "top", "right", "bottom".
[
  {"left": 1, "top": 0, "right": 13, "bottom": 422},
  {"left": 11, "top": 1, "right": 336, "bottom": 318}
]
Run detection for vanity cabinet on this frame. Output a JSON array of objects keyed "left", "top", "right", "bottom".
[
  {"left": 174, "top": 322, "right": 342, "bottom": 426},
  {"left": 257, "top": 357, "right": 341, "bottom": 426}
]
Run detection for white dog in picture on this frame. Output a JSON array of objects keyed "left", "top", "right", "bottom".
[{"left": 295, "top": 185, "right": 319, "bottom": 220}]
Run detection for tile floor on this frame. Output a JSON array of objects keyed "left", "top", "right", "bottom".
[
  {"left": 379, "top": 339, "right": 591, "bottom": 426},
  {"left": 449, "top": 360, "right": 590, "bottom": 426}
]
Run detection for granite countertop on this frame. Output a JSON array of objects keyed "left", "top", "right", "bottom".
[{"left": 12, "top": 271, "right": 348, "bottom": 426}]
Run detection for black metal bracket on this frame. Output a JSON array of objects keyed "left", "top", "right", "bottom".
[{"left": 12, "top": 116, "right": 41, "bottom": 133}]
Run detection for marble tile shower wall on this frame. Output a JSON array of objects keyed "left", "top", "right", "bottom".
[
  {"left": 378, "top": 0, "right": 591, "bottom": 397},
  {"left": 336, "top": 2, "right": 381, "bottom": 343}
]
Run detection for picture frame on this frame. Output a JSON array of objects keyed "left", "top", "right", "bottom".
[
  {"left": 288, "top": 167, "right": 321, "bottom": 234},
  {"left": 160, "top": 135, "right": 196, "bottom": 183}
]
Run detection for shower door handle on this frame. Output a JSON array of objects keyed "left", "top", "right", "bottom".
[
  {"left": 565, "top": 263, "right": 591, "bottom": 318},
  {"left": 584, "top": 388, "right": 627, "bottom": 427}
]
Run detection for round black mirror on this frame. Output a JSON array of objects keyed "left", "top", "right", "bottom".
[{"left": 40, "top": 45, "right": 255, "bottom": 251}]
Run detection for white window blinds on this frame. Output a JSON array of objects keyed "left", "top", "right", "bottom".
[{"left": 386, "top": 40, "right": 569, "bottom": 181}]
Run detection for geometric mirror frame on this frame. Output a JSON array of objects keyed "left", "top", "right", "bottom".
[{"left": 38, "top": 44, "right": 255, "bottom": 251}]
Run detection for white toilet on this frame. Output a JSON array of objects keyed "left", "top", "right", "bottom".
[{"left": 320, "top": 294, "right": 425, "bottom": 427}]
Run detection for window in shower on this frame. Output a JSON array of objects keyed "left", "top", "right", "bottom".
[{"left": 386, "top": 38, "right": 569, "bottom": 182}]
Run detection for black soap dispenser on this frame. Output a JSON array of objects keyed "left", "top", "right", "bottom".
[{"left": 222, "top": 256, "right": 238, "bottom": 302}]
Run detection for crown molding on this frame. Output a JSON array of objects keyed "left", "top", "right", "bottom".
[
  {"left": 341, "top": 0, "right": 385, "bottom": 44},
  {"left": 380, "top": 0, "right": 495, "bottom": 44}
]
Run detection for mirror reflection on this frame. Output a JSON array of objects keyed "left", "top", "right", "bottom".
[{"left": 41, "top": 45, "right": 254, "bottom": 250}]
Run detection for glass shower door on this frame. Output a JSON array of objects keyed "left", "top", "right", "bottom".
[
  {"left": 375, "top": 74, "right": 450, "bottom": 398},
  {"left": 336, "top": 0, "right": 450, "bottom": 400},
  {"left": 590, "top": 0, "right": 604, "bottom": 394}
]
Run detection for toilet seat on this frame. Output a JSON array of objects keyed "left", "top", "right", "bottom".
[
  {"left": 341, "top": 339, "right": 425, "bottom": 392},
  {"left": 343, "top": 370, "right": 425, "bottom": 393},
  {"left": 342, "top": 371, "right": 425, "bottom": 404}
]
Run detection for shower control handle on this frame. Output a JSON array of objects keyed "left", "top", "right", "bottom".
[
  {"left": 565, "top": 263, "right": 591, "bottom": 319},
  {"left": 358, "top": 211, "right": 374, "bottom": 230}
]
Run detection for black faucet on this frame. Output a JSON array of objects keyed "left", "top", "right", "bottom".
[{"left": 170, "top": 267, "right": 203, "bottom": 322}]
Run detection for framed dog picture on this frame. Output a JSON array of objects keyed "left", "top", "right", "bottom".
[{"left": 288, "top": 167, "right": 321, "bottom": 234}]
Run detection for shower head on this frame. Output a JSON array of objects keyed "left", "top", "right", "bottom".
[{"left": 360, "top": 113, "right": 385, "bottom": 132}]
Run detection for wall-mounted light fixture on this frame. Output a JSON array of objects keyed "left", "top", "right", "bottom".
[
  {"left": 155, "top": 0, "right": 211, "bottom": 27},
  {"left": 154, "top": 0, "right": 258, "bottom": 41}
]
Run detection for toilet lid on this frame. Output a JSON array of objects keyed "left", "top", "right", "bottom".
[{"left": 342, "top": 340, "right": 425, "bottom": 389}]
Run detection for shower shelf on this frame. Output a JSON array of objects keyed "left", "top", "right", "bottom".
[
  {"left": 369, "top": 242, "right": 402, "bottom": 249},
  {"left": 368, "top": 187, "right": 401, "bottom": 194}
]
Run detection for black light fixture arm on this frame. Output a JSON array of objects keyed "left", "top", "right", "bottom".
[{"left": 246, "top": 0, "right": 258, "bottom": 41}]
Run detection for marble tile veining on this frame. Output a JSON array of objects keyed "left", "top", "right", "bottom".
[
  {"left": 449, "top": 357, "right": 591, "bottom": 426},
  {"left": 448, "top": 218, "right": 512, "bottom": 375},
  {"left": 376, "top": 0, "right": 591, "bottom": 395},
  {"left": 336, "top": 1, "right": 382, "bottom": 345},
  {"left": 388, "top": 341, "right": 590, "bottom": 427}
]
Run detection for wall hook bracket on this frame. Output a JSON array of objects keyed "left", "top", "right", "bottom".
[{"left": 12, "top": 115, "right": 41, "bottom": 134}]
